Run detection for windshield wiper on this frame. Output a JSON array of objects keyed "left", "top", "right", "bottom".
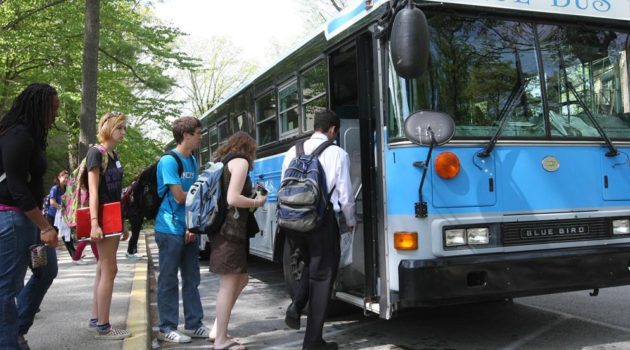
[
  {"left": 477, "top": 80, "right": 526, "bottom": 158},
  {"left": 559, "top": 55, "right": 618, "bottom": 157}
]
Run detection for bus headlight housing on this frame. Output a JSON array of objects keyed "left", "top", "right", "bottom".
[
  {"left": 612, "top": 219, "right": 630, "bottom": 235},
  {"left": 445, "top": 229, "right": 466, "bottom": 247},
  {"left": 467, "top": 227, "right": 490, "bottom": 244}
]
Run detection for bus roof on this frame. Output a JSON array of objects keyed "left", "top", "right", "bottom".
[{"left": 421, "top": 0, "right": 630, "bottom": 22}]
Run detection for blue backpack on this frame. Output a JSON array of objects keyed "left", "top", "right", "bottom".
[
  {"left": 277, "top": 140, "right": 334, "bottom": 233},
  {"left": 185, "top": 161, "right": 225, "bottom": 234}
]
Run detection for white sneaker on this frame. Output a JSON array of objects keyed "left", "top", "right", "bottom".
[
  {"left": 182, "top": 325, "right": 210, "bottom": 338},
  {"left": 72, "top": 259, "right": 87, "bottom": 265},
  {"left": 158, "top": 330, "right": 191, "bottom": 343},
  {"left": 125, "top": 253, "right": 140, "bottom": 260}
]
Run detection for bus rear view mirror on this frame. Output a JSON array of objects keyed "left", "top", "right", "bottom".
[
  {"left": 390, "top": 3, "right": 430, "bottom": 79},
  {"left": 404, "top": 111, "right": 455, "bottom": 146}
]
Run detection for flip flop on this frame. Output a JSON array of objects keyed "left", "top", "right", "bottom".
[
  {"left": 208, "top": 335, "right": 234, "bottom": 343},
  {"left": 212, "top": 341, "right": 246, "bottom": 350}
]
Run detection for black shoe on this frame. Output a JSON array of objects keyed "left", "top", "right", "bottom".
[
  {"left": 303, "top": 341, "right": 338, "bottom": 350},
  {"left": 285, "top": 303, "right": 301, "bottom": 330}
]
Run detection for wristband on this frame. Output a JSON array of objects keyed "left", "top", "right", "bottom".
[
  {"left": 91, "top": 217, "right": 98, "bottom": 221},
  {"left": 41, "top": 227, "right": 55, "bottom": 235}
]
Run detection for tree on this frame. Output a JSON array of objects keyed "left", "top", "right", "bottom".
[
  {"left": 179, "top": 37, "right": 257, "bottom": 116},
  {"left": 79, "top": 0, "right": 100, "bottom": 159},
  {"left": 0, "top": 0, "right": 197, "bottom": 185}
]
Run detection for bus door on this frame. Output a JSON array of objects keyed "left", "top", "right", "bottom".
[{"left": 329, "top": 32, "right": 380, "bottom": 315}]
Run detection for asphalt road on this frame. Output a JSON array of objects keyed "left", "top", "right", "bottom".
[
  {"left": 25, "top": 240, "right": 136, "bottom": 350},
  {"left": 147, "top": 235, "right": 630, "bottom": 350}
]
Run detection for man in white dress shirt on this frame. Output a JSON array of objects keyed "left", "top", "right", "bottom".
[{"left": 281, "top": 109, "right": 356, "bottom": 350}]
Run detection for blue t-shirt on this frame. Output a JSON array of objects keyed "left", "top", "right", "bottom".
[
  {"left": 46, "top": 185, "right": 63, "bottom": 218},
  {"left": 154, "top": 150, "right": 198, "bottom": 235}
]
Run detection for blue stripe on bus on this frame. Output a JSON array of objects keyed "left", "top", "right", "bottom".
[
  {"left": 386, "top": 145, "right": 630, "bottom": 215},
  {"left": 251, "top": 153, "right": 286, "bottom": 203}
]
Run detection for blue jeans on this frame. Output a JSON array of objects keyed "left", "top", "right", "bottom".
[
  {"left": 155, "top": 232, "right": 203, "bottom": 332},
  {"left": 0, "top": 211, "right": 58, "bottom": 349}
]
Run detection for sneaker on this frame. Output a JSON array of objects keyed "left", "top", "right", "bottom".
[
  {"left": 158, "top": 330, "right": 191, "bottom": 343},
  {"left": 88, "top": 318, "right": 98, "bottom": 328},
  {"left": 125, "top": 252, "right": 140, "bottom": 260},
  {"left": 94, "top": 326, "right": 131, "bottom": 340},
  {"left": 183, "top": 325, "right": 210, "bottom": 338},
  {"left": 72, "top": 259, "right": 88, "bottom": 265}
]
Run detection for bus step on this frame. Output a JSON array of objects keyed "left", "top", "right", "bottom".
[{"left": 334, "top": 291, "right": 380, "bottom": 315}]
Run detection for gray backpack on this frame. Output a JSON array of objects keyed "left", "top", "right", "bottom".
[
  {"left": 185, "top": 162, "right": 224, "bottom": 234},
  {"left": 277, "top": 140, "right": 334, "bottom": 232}
]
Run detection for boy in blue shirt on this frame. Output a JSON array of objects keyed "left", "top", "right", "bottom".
[{"left": 155, "top": 116, "right": 208, "bottom": 343}]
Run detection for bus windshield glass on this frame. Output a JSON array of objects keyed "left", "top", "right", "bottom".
[{"left": 388, "top": 14, "right": 630, "bottom": 141}]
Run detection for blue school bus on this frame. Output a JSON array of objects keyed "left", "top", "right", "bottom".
[{"left": 195, "top": 0, "right": 630, "bottom": 319}]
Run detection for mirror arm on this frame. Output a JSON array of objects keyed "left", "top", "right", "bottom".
[{"left": 415, "top": 129, "right": 436, "bottom": 218}]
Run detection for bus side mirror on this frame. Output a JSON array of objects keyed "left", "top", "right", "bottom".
[
  {"left": 390, "top": 3, "right": 430, "bottom": 79},
  {"left": 404, "top": 111, "right": 455, "bottom": 146}
]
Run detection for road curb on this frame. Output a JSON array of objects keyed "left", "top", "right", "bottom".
[{"left": 123, "top": 231, "right": 151, "bottom": 350}]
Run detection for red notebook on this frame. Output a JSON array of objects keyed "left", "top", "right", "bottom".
[{"left": 76, "top": 202, "right": 123, "bottom": 239}]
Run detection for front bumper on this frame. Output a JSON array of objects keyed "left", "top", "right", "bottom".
[{"left": 398, "top": 244, "right": 630, "bottom": 307}]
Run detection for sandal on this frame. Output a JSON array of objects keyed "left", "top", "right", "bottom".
[{"left": 212, "top": 340, "right": 246, "bottom": 350}]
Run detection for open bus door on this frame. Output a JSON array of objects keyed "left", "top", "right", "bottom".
[{"left": 330, "top": 31, "right": 381, "bottom": 315}]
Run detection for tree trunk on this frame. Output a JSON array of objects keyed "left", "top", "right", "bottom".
[{"left": 78, "top": 0, "right": 100, "bottom": 160}]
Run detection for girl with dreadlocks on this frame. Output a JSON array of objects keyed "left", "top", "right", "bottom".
[{"left": 0, "top": 83, "right": 60, "bottom": 350}]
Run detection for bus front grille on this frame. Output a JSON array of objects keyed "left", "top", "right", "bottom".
[{"left": 502, "top": 218, "right": 610, "bottom": 245}]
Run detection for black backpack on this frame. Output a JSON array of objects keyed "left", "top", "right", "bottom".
[{"left": 134, "top": 151, "right": 184, "bottom": 220}]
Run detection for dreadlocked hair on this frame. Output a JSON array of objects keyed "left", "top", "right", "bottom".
[{"left": 0, "top": 83, "right": 58, "bottom": 150}]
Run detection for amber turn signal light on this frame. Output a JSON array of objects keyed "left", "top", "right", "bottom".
[
  {"left": 394, "top": 232, "right": 418, "bottom": 250},
  {"left": 434, "top": 151, "right": 460, "bottom": 179}
]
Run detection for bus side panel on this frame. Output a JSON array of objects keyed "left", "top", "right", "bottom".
[{"left": 249, "top": 153, "right": 285, "bottom": 260}]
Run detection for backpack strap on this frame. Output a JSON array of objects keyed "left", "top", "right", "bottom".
[
  {"left": 296, "top": 140, "right": 306, "bottom": 157},
  {"left": 309, "top": 140, "right": 336, "bottom": 204},
  {"left": 94, "top": 144, "right": 109, "bottom": 173},
  {"left": 163, "top": 150, "right": 184, "bottom": 177},
  {"left": 310, "top": 140, "right": 334, "bottom": 158}
]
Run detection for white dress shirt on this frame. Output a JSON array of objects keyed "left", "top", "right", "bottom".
[{"left": 281, "top": 132, "right": 356, "bottom": 227}]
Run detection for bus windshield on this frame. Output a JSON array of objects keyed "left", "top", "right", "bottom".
[{"left": 388, "top": 14, "right": 630, "bottom": 141}]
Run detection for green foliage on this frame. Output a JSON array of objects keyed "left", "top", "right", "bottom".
[
  {"left": 0, "top": 0, "right": 197, "bottom": 187},
  {"left": 116, "top": 126, "right": 163, "bottom": 184}
]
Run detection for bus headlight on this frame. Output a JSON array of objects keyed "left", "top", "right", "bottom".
[
  {"left": 467, "top": 228, "right": 490, "bottom": 244},
  {"left": 612, "top": 219, "right": 630, "bottom": 235},
  {"left": 445, "top": 229, "right": 466, "bottom": 247}
]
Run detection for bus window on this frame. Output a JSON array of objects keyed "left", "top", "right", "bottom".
[
  {"left": 539, "top": 25, "right": 630, "bottom": 139},
  {"left": 256, "top": 90, "right": 277, "bottom": 145},
  {"left": 389, "top": 16, "right": 544, "bottom": 140},
  {"left": 301, "top": 60, "right": 328, "bottom": 132},
  {"left": 209, "top": 125, "right": 218, "bottom": 157},
  {"left": 279, "top": 80, "right": 299, "bottom": 138},
  {"left": 218, "top": 119, "right": 229, "bottom": 145}
]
